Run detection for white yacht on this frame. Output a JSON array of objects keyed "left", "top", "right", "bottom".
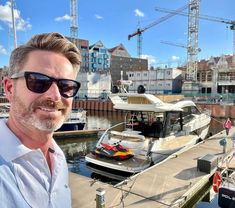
[
  {"left": 0, "top": 103, "right": 10, "bottom": 119},
  {"left": 85, "top": 93, "right": 211, "bottom": 173}
]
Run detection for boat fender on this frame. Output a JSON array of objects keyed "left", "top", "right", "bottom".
[
  {"left": 137, "top": 85, "right": 145, "bottom": 94},
  {"left": 112, "top": 85, "right": 119, "bottom": 93},
  {"left": 213, "top": 171, "right": 222, "bottom": 193}
]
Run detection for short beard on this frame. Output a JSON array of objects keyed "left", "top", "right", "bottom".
[
  {"left": 11, "top": 94, "right": 69, "bottom": 132},
  {"left": 25, "top": 112, "right": 65, "bottom": 132}
]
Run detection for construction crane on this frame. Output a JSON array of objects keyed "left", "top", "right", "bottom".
[
  {"left": 70, "top": 0, "right": 78, "bottom": 45},
  {"left": 128, "top": 4, "right": 188, "bottom": 58},
  {"left": 160, "top": 40, "right": 188, "bottom": 49},
  {"left": 155, "top": 3, "right": 235, "bottom": 80},
  {"left": 160, "top": 40, "right": 201, "bottom": 58}
]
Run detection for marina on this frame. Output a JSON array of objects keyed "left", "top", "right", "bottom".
[
  {"left": 0, "top": 1, "right": 235, "bottom": 207},
  {"left": 53, "top": 110, "right": 232, "bottom": 207},
  {"left": 0, "top": 101, "right": 233, "bottom": 207},
  {"left": 68, "top": 125, "right": 235, "bottom": 208}
]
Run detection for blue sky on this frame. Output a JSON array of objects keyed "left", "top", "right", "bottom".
[{"left": 0, "top": 0, "right": 234, "bottom": 68}]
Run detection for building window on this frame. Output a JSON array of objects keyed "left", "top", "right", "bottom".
[
  {"left": 91, "top": 58, "right": 97, "bottom": 63},
  {"left": 100, "top": 49, "right": 106, "bottom": 53},
  {"left": 207, "top": 72, "right": 212, "bottom": 81},
  {"left": 103, "top": 54, "right": 108, "bottom": 58},
  {"left": 197, "top": 73, "right": 200, "bottom": 81},
  {"left": 91, "top": 52, "right": 96, "bottom": 57},
  {"left": 98, "top": 58, "right": 102, "bottom": 64},
  {"left": 201, "top": 72, "right": 206, "bottom": 82}
]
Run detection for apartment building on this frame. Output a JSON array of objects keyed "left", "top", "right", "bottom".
[
  {"left": 66, "top": 37, "right": 90, "bottom": 72},
  {"left": 89, "top": 40, "right": 110, "bottom": 72},
  {"left": 108, "top": 44, "right": 148, "bottom": 85},
  {"left": 197, "top": 55, "right": 235, "bottom": 94}
]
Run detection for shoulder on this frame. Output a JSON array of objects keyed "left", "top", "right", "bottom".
[{"left": 0, "top": 162, "right": 30, "bottom": 207}]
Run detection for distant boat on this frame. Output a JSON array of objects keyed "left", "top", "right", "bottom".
[
  {"left": 0, "top": 103, "right": 10, "bottom": 119},
  {"left": 85, "top": 93, "right": 211, "bottom": 174},
  {"left": 57, "top": 109, "right": 86, "bottom": 131}
]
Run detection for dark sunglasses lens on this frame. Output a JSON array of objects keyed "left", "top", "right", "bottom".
[
  {"left": 58, "top": 80, "right": 80, "bottom": 98},
  {"left": 26, "top": 73, "right": 52, "bottom": 93}
]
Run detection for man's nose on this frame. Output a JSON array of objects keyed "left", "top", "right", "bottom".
[{"left": 46, "top": 82, "right": 62, "bottom": 100}]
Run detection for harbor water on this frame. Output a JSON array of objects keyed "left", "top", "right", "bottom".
[{"left": 56, "top": 111, "right": 226, "bottom": 207}]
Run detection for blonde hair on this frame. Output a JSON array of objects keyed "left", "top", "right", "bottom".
[{"left": 9, "top": 32, "right": 81, "bottom": 75}]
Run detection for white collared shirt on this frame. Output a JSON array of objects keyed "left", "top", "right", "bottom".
[{"left": 0, "top": 119, "right": 71, "bottom": 208}]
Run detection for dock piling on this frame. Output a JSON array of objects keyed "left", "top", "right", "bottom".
[{"left": 96, "top": 188, "right": 105, "bottom": 208}]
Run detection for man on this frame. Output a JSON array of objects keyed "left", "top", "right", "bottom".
[{"left": 0, "top": 32, "right": 81, "bottom": 207}]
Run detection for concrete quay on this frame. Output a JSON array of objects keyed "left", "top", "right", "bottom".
[{"left": 69, "top": 128, "right": 235, "bottom": 208}]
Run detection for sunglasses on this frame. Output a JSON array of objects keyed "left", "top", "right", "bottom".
[{"left": 11, "top": 71, "right": 80, "bottom": 98}]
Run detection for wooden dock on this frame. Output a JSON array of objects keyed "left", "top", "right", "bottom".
[
  {"left": 53, "top": 128, "right": 105, "bottom": 139},
  {"left": 69, "top": 128, "right": 235, "bottom": 208}
]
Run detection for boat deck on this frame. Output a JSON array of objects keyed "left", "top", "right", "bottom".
[
  {"left": 85, "top": 153, "right": 151, "bottom": 173},
  {"left": 70, "top": 127, "right": 235, "bottom": 208}
]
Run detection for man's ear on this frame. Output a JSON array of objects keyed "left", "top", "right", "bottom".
[{"left": 3, "top": 77, "right": 14, "bottom": 101}]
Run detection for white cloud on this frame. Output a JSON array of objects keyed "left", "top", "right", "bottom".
[
  {"left": 0, "top": 45, "right": 7, "bottom": 55},
  {"left": 55, "top": 14, "right": 71, "bottom": 22},
  {"left": 15, "top": 17, "right": 32, "bottom": 31},
  {"left": 171, "top": 55, "right": 180, "bottom": 61},
  {"left": 0, "top": 1, "right": 31, "bottom": 31},
  {"left": 141, "top": 54, "right": 156, "bottom": 67},
  {"left": 95, "top": 14, "right": 103, "bottom": 19},
  {"left": 134, "top": 9, "right": 144, "bottom": 17}
]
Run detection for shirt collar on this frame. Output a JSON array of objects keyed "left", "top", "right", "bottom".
[{"left": 0, "top": 119, "right": 63, "bottom": 162}]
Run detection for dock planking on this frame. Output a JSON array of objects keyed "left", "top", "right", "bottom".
[
  {"left": 53, "top": 128, "right": 105, "bottom": 139},
  {"left": 69, "top": 128, "right": 235, "bottom": 208}
]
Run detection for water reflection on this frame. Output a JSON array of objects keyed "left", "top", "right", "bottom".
[
  {"left": 85, "top": 111, "right": 124, "bottom": 129},
  {"left": 58, "top": 137, "right": 97, "bottom": 177}
]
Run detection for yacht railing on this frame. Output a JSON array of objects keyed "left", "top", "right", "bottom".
[{"left": 97, "top": 122, "right": 125, "bottom": 147}]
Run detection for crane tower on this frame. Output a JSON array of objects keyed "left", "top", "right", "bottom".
[
  {"left": 156, "top": 0, "right": 235, "bottom": 92},
  {"left": 186, "top": 0, "right": 200, "bottom": 82},
  {"left": 70, "top": 0, "right": 78, "bottom": 44}
]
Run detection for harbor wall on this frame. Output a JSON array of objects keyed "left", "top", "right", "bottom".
[
  {"left": 72, "top": 100, "right": 235, "bottom": 119},
  {"left": 197, "top": 103, "right": 235, "bottom": 119},
  {"left": 1, "top": 97, "right": 235, "bottom": 118}
]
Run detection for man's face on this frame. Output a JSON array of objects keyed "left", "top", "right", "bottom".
[{"left": 6, "top": 50, "right": 77, "bottom": 132}]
